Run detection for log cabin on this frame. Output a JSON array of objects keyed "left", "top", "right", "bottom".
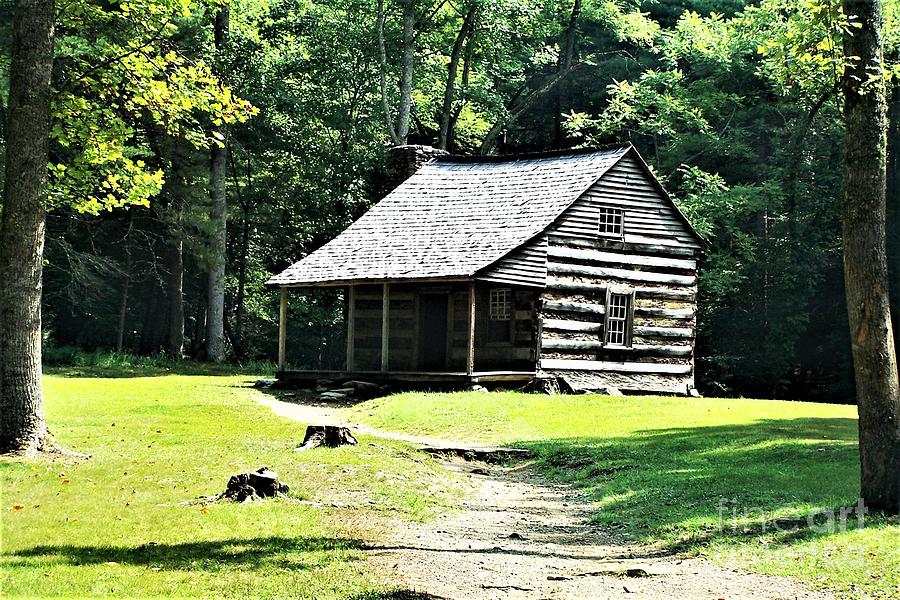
[{"left": 267, "top": 144, "right": 706, "bottom": 394}]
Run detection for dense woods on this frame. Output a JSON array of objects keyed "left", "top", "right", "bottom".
[{"left": 0, "top": 0, "right": 898, "bottom": 403}]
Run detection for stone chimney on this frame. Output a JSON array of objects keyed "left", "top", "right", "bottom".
[{"left": 386, "top": 145, "right": 449, "bottom": 191}]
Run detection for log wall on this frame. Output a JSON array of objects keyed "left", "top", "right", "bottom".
[
  {"left": 473, "top": 284, "right": 538, "bottom": 370},
  {"left": 538, "top": 155, "right": 701, "bottom": 394},
  {"left": 347, "top": 282, "right": 538, "bottom": 373}
]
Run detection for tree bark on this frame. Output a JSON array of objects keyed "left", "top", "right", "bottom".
[
  {"left": 166, "top": 231, "right": 184, "bottom": 357},
  {"left": 206, "top": 3, "right": 229, "bottom": 362},
  {"left": 0, "top": 0, "right": 55, "bottom": 456},
  {"left": 115, "top": 210, "right": 134, "bottom": 352},
  {"left": 376, "top": 0, "right": 400, "bottom": 145},
  {"left": 841, "top": 0, "right": 900, "bottom": 514},
  {"left": 478, "top": 63, "right": 584, "bottom": 155},
  {"left": 554, "top": 0, "right": 581, "bottom": 145},
  {"left": 438, "top": 6, "right": 476, "bottom": 150},
  {"left": 396, "top": 0, "right": 415, "bottom": 144},
  {"left": 887, "top": 73, "right": 899, "bottom": 357}
]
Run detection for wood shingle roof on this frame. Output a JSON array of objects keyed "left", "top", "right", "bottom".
[{"left": 268, "top": 146, "right": 636, "bottom": 287}]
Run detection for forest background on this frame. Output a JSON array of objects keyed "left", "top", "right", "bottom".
[{"left": 1, "top": 0, "right": 897, "bottom": 402}]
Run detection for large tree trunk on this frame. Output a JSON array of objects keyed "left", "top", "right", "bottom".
[
  {"left": 376, "top": 0, "right": 399, "bottom": 145},
  {"left": 887, "top": 75, "right": 899, "bottom": 357},
  {"left": 0, "top": 0, "right": 55, "bottom": 456},
  {"left": 438, "top": 6, "right": 476, "bottom": 150},
  {"left": 206, "top": 3, "right": 229, "bottom": 363},
  {"left": 395, "top": 0, "right": 415, "bottom": 144},
  {"left": 841, "top": 0, "right": 900, "bottom": 514}
]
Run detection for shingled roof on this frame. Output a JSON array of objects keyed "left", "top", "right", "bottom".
[{"left": 268, "top": 145, "right": 639, "bottom": 287}]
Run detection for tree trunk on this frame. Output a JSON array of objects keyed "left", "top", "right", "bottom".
[
  {"left": 841, "top": 0, "right": 900, "bottom": 514},
  {"left": 396, "top": 0, "right": 415, "bottom": 144},
  {"left": 0, "top": 0, "right": 55, "bottom": 456},
  {"left": 438, "top": 6, "right": 476, "bottom": 150},
  {"left": 376, "top": 0, "right": 399, "bottom": 145},
  {"left": 887, "top": 74, "right": 899, "bottom": 357},
  {"left": 235, "top": 201, "right": 250, "bottom": 357},
  {"left": 554, "top": 0, "right": 581, "bottom": 145},
  {"left": 206, "top": 3, "right": 229, "bottom": 363},
  {"left": 478, "top": 63, "right": 583, "bottom": 155},
  {"left": 166, "top": 233, "right": 184, "bottom": 357},
  {"left": 115, "top": 211, "right": 134, "bottom": 352}
]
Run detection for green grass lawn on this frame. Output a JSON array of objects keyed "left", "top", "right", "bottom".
[
  {"left": 1, "top": 375, "right": 462, "bottom": 599},
  {"left": 349, "top": 392, "right": 900, "bottom": 599}
]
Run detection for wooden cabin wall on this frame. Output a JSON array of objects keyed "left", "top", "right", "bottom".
[
  {"left": 387, "top": 285, "right": 416, "bottom": 371},
  {"left": 474, "top": 285, "right": 538, "bottom": 370},
  {"left": 351, "top": 284, "right": 384, "bottom": 370},
  {"left": 349, "top": 282, "right": 471, "bottom": 372},
  {"left": 448, "top": 289, "right": 470, "bottom": 370},
  {"left": 538, "top": 155, "right": 701, "bottom": 394},
  {"left": 477, "top": 235, "right": 549, "bottom": 288}
]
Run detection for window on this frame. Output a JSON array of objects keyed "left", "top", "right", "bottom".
[
  {"left": 598, "top": 206, "right": 624, "bottom": 237},
  {"left": 489, "top": 288, "right": 511, "bottom": 320},
  {"left": 604, "top": 290, "right": 633, "bottom": 347}
]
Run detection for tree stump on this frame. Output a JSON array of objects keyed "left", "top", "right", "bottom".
[
  {"left": 221, "top": 467, "right": 289, "bottom": 502},
  {"left": 295, "top": 425, "right": 358, "bottom": 451}
]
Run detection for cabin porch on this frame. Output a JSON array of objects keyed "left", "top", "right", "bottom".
[{"left": 276, "top": 280, "right": 540, "bottom": 381}]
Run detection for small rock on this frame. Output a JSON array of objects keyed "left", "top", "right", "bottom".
[
  {"left": 508, "top": 532, "right": 524, "bottom": 540},
  {"left": 623, "top": 568, "right": 650, "bottom": 578},
  {"left": 346, "top": 380, "right": 380, "bottom": 391},
  {"left": 329, "top": 388, "right": 355, "bottom": 395}
]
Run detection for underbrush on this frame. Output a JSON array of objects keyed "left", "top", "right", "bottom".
[{"left": 42, "top": 345, "right": 276, "bottom": 377}]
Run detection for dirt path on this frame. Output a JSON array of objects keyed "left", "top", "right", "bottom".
[
  {"left": 256, "top": 393, "right": 834, "bottom": 600},
  {"left": 255, "top": 393, "right": 492, "bottom": 449}
]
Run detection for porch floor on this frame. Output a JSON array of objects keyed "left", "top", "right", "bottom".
[{"left": 274, "top": 370, "right": 537, "bottom": 384}]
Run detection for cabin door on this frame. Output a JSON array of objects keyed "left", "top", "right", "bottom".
[{"left": 418, "top": 293, "right": 449, "bottom": 370}]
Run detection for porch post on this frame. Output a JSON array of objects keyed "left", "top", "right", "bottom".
[
  {"left": 381, "top": 282, "right": 390, "bottom": 372},
  {"left": 278, "top": 287, "right": 288, "bottom": 371},
  {"left": 466, "top": 281, "right": 476, "bottom": 374},
  {"left": 346, "top": 285, "right": 356, "bottom": 372}
]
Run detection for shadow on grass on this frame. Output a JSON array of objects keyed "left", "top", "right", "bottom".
[
  {"left": 43, "top": 362, "right": 271, "bottom": 379},
  {"left": 518, "top": 417, "right": 868, "bottom": 551},
  {"left": 7, "top": 536, "right": 365, "bottom": 571}
]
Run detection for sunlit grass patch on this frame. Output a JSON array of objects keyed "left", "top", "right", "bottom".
[
  {"left": 350, "top": 391, "right": 898, "bottom": 598},
  {"left": 1, "top": 375, "right": 462, "bottom": 598}
]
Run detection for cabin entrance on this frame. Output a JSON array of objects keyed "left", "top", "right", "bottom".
[{"left": 418, "top": 293, "right": 449, "bottom": 370}]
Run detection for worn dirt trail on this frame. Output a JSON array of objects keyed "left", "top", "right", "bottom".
[{"left": 256, "top": 393, "right": 834, "bottom": 600}]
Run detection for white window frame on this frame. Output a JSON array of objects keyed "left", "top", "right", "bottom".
[
  {"left": 598, "top": 206, "right": 625, "bottom": 239},
  {"left": 603, "top": 287, "right": 634, "bottom": 348},
  {"left": 489, "top": 288, "right": 512, "bottom": 321}
]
